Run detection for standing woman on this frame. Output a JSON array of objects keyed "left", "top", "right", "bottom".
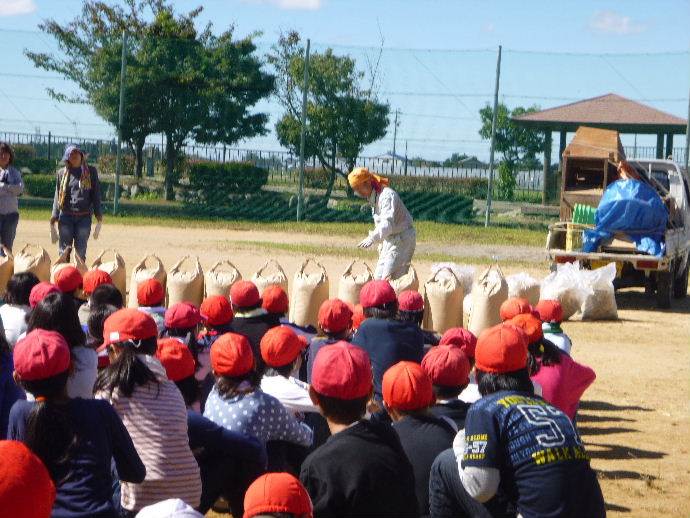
[
  {"left": 0, "top": 142, "right": 24, "bottom": 253},
  {"left": 50, "top": 144, "right": 102, "bottom": 261},
  {"left": 348, "top": 167, "right": 415, "bottom": 281}
]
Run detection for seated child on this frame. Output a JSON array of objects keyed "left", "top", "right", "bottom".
[
  {"left": 263, "top": 284, "right": 317, "bottom": 341},
  {"left": 0, "top": 440, "right": 56, "bottom": 518},
  {"left": 438, "top": 327, "right": 479, "bottom": 403},
  {"left": 53, "top": 265, "right": 84, "bottom": 311},
  {"left": 244, "top": 472, "right": 313, "bottom": 518},
  {"left": 397, "top": 289, "right": 439, "bottom": 348},
  {"left": 77, "top": 269, "right": 113, "bottom": 326},
  {"left": 0, "top": 272, "right": 39, "bottom": 347},
  {"left": 136, "top": 278, "right": 166, "bottom": 335},
  {"left": 421, "top": 344, "right": 471, "bottom": 431},
  {"left": 87, "top": 304, "right": 119, "bottom": 369},
  {"left": 198, "top": 295, "right": 234, "bottom": 407},
  {"left": 307, "top": 298, "right": 353, "bottom": 383},
  {"left": 383, "top": 361, "right": 456, "bottom": 518},
  {"left": 535, "top": 299, "right": 573, "bottom": 354},
  {"left": 229, "top": 281, "right": 278, "bottom": 369},
  {"left": 499, "top": 297, "right": 533, "bottom": 322}
]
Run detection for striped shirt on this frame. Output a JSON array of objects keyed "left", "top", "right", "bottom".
[
  {"left": 204, "top": 386, "right": 313, "bottom": 448},
  {"left": 96, "top": 355, "right": 201, "bottom": 512}
]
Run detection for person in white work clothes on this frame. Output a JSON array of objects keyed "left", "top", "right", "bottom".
[{"left": 348, "top": 167, "right": 416, "bottom": 281}]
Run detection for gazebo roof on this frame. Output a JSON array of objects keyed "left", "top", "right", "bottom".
[{"left": 513, "top": 93, "right": 687, "bottom": 134}]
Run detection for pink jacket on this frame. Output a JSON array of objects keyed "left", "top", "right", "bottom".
[{"left": 531, "top": 353, "right": 596, "bottom": 420}]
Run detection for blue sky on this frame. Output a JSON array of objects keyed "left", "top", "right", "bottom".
[{"left": 1, "top": 0, "right": 688, "bottom": 160}]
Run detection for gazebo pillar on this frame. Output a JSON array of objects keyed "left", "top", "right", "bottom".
[
  {"left": 542, "top": 131, "right": 552, "bottom": 205},
  {"left": 665, "top": 133, "right": 674, "bottom": 159},
  {"left": 656, "top": 134, "right": 664, "bottom": 159}
]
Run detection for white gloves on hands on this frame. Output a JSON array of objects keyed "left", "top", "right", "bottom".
[{"left": 358, "top": 236, "right": 374, "bottom": 249}]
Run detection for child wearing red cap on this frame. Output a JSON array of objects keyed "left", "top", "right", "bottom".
[
  {"left": 260, "top": 326, "right": 318, "bottom": 416},
  {"left": 0, "top": 440, "right": 56, "bottom": 518},
  {"left": 535, "top": 299, "right": 573, "bottom": 354},
  {"left": 438, "top": 327, "right": 483, "bottom": 405},
  {"left": 229, "top": 281, "right": 279, "bottom": 368},
  {"left": 383, "top": 361, "right": 455, "bottom": 518},
  {"left": 306, "top": 298, "right": 353, "bottom": 383},
  {"left": 262, "top": 285, "right": 318, "bottom": 345},
  {"left": 53, "top": 265, "right": 85, "bottom": 312},
  {"left": 163, "top": 302, "right": 204, "bottom": 380},
  {"left": 197, "top": 295, "right": 235, "bottom": 408},
  {"left": 498, "top": 297, "right": 533, "bottom": 322},
  {"left": 94, "top": 308, "right": 202, "bottom": 514},
  {"left": 422, "top": 345, "right": 472, "bottom": 431},
  {"left": 8, "top": 329, "right": 145, "bottom": 518},
  {"left": 510, "top": 313, "right": 595, "bottom": 420},
  {"left": 136, "top": 278, "right": 166, "bottom": 335},
  {"left": 203, "top": 332, "right": 313, "bottom": 452},
  {"left": 87, "top": 303, "right": 119, "bottom": 370},
  {"left": 397, "top": 289, "right": 440, "bottom": 348},
  {"left": 77, "top": 269, "right": 114, "bottom": 326},
  {"left": 351, "top": 280, "right": 425, "bottom": 406},
  {"left": 244, "top": 472, "right": 313, "bottom": 518},
  {"left": 300, "top": 342, "right": 418, "bottom": 518},
  {"left": 157, "top": 338, "right": 267, "bottom": 517},
  {"left": 429, "top": 324, "right": 605, "bottom": 518},
  {"left": 27, "top": 291, "right": 97, "bottom": 399},
  {"left": 0, "top": 272, "right": 39, "bottom": 347}
]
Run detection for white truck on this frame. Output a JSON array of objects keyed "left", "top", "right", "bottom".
[{"left": 546, "top": 127, "right": 690, "bottom": 309}]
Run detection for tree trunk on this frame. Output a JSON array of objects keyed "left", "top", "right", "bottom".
[
  {"left": 165, "top": 134, "right": 175, "bottom": 201},
  {"left": 134, "top": 138, "right": 145, "bottom": 180},
  {"left": 345, "top": 159, "right": 355, "bottom": 198},
  {"left": 323, "top": 145, "right": 337, "bottom": 200}
]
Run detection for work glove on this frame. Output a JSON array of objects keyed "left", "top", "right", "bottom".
[{"left": 358, "top": 236, "right": 374, "bottom": 249}]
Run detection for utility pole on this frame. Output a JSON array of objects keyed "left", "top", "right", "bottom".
[
  {"left": 297, "top": 39, "right": 311, "bottom": 222},
  {"left": 685, "top": 85, "right": 690, "bottom": 173},
  {"left": 404, "top": 140, "right": 408, "bottom": 176},
  {"left": 391, "top": 109, "right": 399, "bottom": 174},
  {"left": 114, "top": 30, "right": 128, "bottom": 215},
  {"left": 484, "top": 45, "right": 502, "bottom": 227}
]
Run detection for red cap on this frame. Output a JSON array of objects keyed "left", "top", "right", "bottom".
[
  {"left": 165, "top": 302, "right": 202, "bottom": 329},
  {"left": 398, "top": 290, "right": 424, "bottom": 312},
  {"left": 83, "top": 269, "right": 113, "bottom": 296},
  {"left": 475, "top": 324, "right": 528, "bottom": 374},
  {"left": 260, "top": 326, "right": 306, "bottom": 368},
  {"left": 13, "top": 329, "right": 70, "bottom": 381},
  {"left": 351, "top": 304, "right": 366, "bottom": 330},
  {"left": 439, "top": 327, "right": 478, "bottom": 359},
  {"left": 54, "top": 266, "right": 83, "bottom": 293},
  {"left": 262, "top": 285, "right": 289, "bottom": 315},
  {"left": 210, "top": 333, "right": 254, "bottom": 377},
  {"left": 0, "top": 440, "right": 56, "bottom": 518},
  {"left": 508, "top": 313, "right": 544, "bottom": 345},
  {"left": 200, "top": 296, "right": 234, "bottom": 327},
  {"left": 137, "top": 278, "right": 165, "bottom": 307},
  {"left": 156, "top": 338, "right": 196, "bottom": 382},
  {"left": 422, "top": 345, "right": 471, "bottom": 387},
  {"left": 103, "top": 308, "right": 159, "bottom": 347},
  {"left": 499, "top": 297, "right": 533, "bottom": 322},
  {"left": 382, "top": 361, "right": 434, "bottom": 411},
  {"left": 231, "top": 280, "right": 261, "bottom": 308},
  {"left": 243, "top": 472, "right": 313, "bottom": 518},
  {"left": 318, "top": 299, "right": 353, "bottom": 334},
  {"left": 535, "top": 300, "right": 564, "bottom": 324},
  {"left": 311, "top": 341, "right": 372, "bottom": 400},
  {"left": 29, "top": 282, "right": 60, "bottom": 309},
  {"left": 359, "top": 280, "right": 397, "bottom": 308}
]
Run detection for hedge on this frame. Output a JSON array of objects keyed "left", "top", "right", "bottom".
[
  {"left": 23, "top": 174, "right": 55, "bottom": 198},
  {"left": 96, "top": 154, "right": 136, "bottom": 177},
  {"left": 187, "top": 161, "right": 269, "bottom": 204}
]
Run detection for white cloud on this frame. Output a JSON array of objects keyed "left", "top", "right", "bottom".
[
  {"left": 243, "top": 0, "right": 322, "bottom": 10},
  {"left": 589, "top": 10, "right": 646, "bottom": 35},
  {"left": 0, "top": 0, "right": 37, "bottom": 17}
]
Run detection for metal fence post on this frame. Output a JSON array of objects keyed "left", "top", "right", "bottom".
[
  {"left": 47, "top": 131, "right": 52, "bottom": 162},
  {"left": 297, "top": 39, "right": 311, "bottom": 222},
  {"left": 484, "top": 45, "right": 502, "bottom": 227},
  {"left": 114, "top": 30, "right": 128, "bottom": 215}
]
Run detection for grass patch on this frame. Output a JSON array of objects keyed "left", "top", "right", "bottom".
[{"left": 20, "top": 201, "right": 547, "bottom": 248}]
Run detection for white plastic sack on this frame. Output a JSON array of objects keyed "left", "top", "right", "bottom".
[
  {"left": 540, "top": 262, "right": 587, "bottom": 320},
  {"left": 580, "top": 263, "right": 618, "bottom": 320},
  {"left": 432, "top": 262, "right": 475, "bottom": 296},
  {"left": 506, "top": 272, "right": 541, "bottom": 306}
]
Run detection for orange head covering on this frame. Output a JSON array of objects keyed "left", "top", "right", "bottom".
[{"left": 348, "top": 167, "right": 389, "bottom": 194}]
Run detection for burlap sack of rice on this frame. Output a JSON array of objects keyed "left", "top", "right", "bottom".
[
  {"left": 90, "top": 249, "right": 127, "bottom": 301},
  {"left": 0, "top": 249, "right": 14, "bottom": 298},
  {"left": 468, "top": 264, "right": 508, "bottom": 336},
  {"left": 205, "top": 260, "right": 242, "bottom": 299},
  {"left": 431, "top": 262, "right": 475, "bottom": 297},
  {"left": 390, "top": 264, "right": 419, "bottom": 295},
  {"left": 423, "top": 267, "right": 464, "bottom": 334},
  {"left": 127, "top": 254, "right": 167, "bottom": 308},
  {"left": 289, "top": 258, "right": 329, "bottom": 328},
  {"left": 506, "top": 272, "right": 541, "bottom": 306},
  {"left": 14, "top": 244, "right": 51, "bottom": 282},
  {"left": 251, "top": 259, "right": 288, "bottom": 295},
  {"left": 168, "top": 255, "right": 204, "bottom": 307},
  {"left": 337, "top": 260, "right": 373, "bottom": 305}
]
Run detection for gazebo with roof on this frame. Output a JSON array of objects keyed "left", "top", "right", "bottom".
[{"left": 512, "top": 93, "right": 688, "bottom": 203}]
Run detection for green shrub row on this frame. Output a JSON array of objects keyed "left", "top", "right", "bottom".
[
  {"left": 23, "top": 174, "right": 55, "bottom": 198},
  {"left": 187, "top": 161, "right": 269, "bottom": 202}
]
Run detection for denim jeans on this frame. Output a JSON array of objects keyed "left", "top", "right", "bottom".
[
  {"left": 0, "top": 212, "right": 19, "bottom": 251},
  {"left": 58, "top": 213, "right": 92, "bottom": 260}
]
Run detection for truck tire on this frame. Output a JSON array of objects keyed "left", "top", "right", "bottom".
[
  {"left": 656, "top": 267, "right": 673, "bottom": 309},
  {"left": 674, "top": 262, "right": 689, "bottom": 299}
]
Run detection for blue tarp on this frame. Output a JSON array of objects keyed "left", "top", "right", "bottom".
[{"left": 582, "top": 179, "right": 668, "bottom": 257}]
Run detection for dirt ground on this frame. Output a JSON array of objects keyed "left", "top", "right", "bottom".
[{"left": 14, "top": 218, "right": 690, "bottom": 517}]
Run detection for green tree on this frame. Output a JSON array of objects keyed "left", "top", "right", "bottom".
[
  {"left": 478, "top": 103, "right": 544, "bottom": 200},
  {"left": 269, "top": 32, "right": 389, "bottom": 199},
  {"left": 442, "top": 152, "right": 469, "bottom": 167}
]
